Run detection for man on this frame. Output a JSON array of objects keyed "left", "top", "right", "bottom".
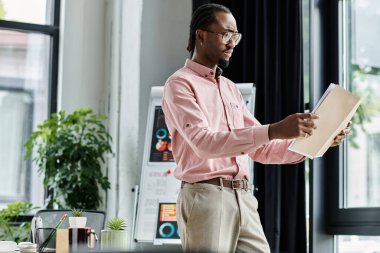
[{"left": 162, "top": 3, "right": 349, "bottom": 253}]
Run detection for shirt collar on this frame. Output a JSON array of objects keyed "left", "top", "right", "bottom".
[{"left": 185, "top": 59, "right": 223, "bottom": 79}]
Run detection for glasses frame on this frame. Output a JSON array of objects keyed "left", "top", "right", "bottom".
[{"left": 203, "top": 30, "right": 242, "bottom": 45}]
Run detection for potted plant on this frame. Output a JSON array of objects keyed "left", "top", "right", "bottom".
[
  {"left": 0, "top": 201, "right": 34, "bottom": 243},
  {"left": 101, "top": 218, "right": 128, "bottom": 250},
  {"left": 69, "top": 209, "right": 87, "bottom": 228},
  {"left": 24, "top": 108, "right": 112, "bottom": 210}
]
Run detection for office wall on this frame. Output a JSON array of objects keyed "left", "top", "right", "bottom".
[
  {"left": 135, "top": 1, "right": 191, "bottom": 250},
  {"left": 138, "top": 0, "right": 192, "bottom": 181},
  {"left": 58, "top": 0, "right": 107, "bottom": 114},
  {"left": 58, "top": 0, "right": 191, "bottom": 249}
]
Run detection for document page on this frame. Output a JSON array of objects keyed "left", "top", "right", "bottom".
[{"left": 288, "top": 84, "right": 361, "bottom": 159}]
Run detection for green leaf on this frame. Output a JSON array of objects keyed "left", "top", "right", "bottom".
[
  {"left": 24, "top": 108, "right": 113, "bottom": 210},
  {"left": 0, "top": 201, "right": 34, "bottom": 243},
  {"left": 107, "top": 217, "right": 126, "bottom": 230}
]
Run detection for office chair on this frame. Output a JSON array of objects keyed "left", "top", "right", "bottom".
[{"left": 31, "top": 209, "right": 106, "bottom": 243}]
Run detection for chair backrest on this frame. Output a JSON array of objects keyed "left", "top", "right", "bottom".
[{"left": 33, "top": 209, "right": 106, "bottom": 239}]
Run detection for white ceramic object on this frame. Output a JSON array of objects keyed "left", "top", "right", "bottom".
[
  {"left": 100, "top": 230, "right": 128, "bottom": 251},
  {"left": 0, "top": 241, "right": 17, "bottom": 252},
  {"left": 69, "top": 216, "right": 87, "bottom": 228},
  {"left": 18, "top": 242, "right": 37, "bottom": 253}
]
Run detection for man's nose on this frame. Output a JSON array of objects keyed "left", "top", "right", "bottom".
[{"left": 227, "top": 39, "right": 236, "bottom": 48}]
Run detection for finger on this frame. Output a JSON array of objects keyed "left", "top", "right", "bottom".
[
  {"left": 297, "top": 128, "right": 308, "bottom": 138},
  {"left": 301, "top": 127, "right": 313, "bottom": 137},
  {"left": 341, "top": 129, "right": 350, "bottom": 135},
  {"left": 331, "top": 136, "right": 345, "bottom": 147},
  {"left": 310, "top": 113, "right": 320, "bottom": 119},
  {"left": 335, "top": 138, "right": 344, "bottom": 145},
  {"left": 334, "top": 134, "right": 345, "bottom": 142},
  {"left": 299, "top": 114, "right": 319, "bottom": 130},
  {"left": 302, "top": 120, "right": 318, "bottom": 129},
  {"left": 339, "top": 128, "right": 351, "bottom": 135},
  {"left": 298, "top": 113, "right": 320, "bottom": 120}
]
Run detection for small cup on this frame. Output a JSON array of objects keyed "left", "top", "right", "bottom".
[{"left": 68, "top": 227, "right": 96, "bottom": 252}]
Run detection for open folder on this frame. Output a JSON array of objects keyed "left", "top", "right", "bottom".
[{"left": 288, "top": 83, "right": 361, "bottom": 159}]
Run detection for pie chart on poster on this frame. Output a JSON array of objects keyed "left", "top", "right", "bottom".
[
  {"left": 156, "top": 128, "right": 167, "bottom": 139},
  {"left": 156, "top": 140, "right": 167, "bottom": 151},
  {"left": 158, "top": 222, "right": 175, "bottom": 238}
]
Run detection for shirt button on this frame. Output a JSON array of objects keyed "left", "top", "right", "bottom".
[
  {"left": 210, "top": 71, "right": 214, "bottom": 75},
  {"left": 186, "top": 124, "right": 190, "bottom": 127},
  {"left": 241, "top": 152, "right": 245, "bottom": 155}
]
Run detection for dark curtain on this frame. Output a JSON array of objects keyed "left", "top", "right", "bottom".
[{"left": 193, "top": 1, "right": 306, "bottom": 252}]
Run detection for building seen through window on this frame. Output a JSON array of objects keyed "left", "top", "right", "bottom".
[{"left": 0, "top": 0, "right": 58, "bottom": 208}]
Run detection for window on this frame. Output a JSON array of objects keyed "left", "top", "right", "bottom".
[
  {"left": 336, "top": 235, "right": 380, "bottom": 253},
  {"left": 0, "top": 0, "right": 54, "bottom": 25},
  {"left": 310, "top": 0, "right": 380, "bottom": 252},
  {"left": 341, "top": 0, "right": 380, "bottom": 209},
  {"left": 326, "top": 0, "right": 380, "bottom": 250},
  {"left": 0, "top": 0, "right": 60, "bottom": 208}
]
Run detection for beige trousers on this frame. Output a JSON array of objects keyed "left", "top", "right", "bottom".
[{"left": 177, "top": 182, "right": 270, "bottom": 253}]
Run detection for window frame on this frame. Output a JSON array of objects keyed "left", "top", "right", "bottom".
[
  {"left": 310, "top": 0, "right": 380, "bottom": 252},
  {"left": 0, "top": 0, "right": 60, "bottom": 205},
  {"left": 326, "top": 0, "right": 380, "bottom": 235}
]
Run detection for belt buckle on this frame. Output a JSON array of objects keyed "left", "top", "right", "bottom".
[{"left": 231, "top": 179, "right": 241, "bottom": 190}]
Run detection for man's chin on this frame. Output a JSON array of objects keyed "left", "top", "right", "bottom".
[{"left": 218, "top": 59, "right": 230, "bottom": 69}]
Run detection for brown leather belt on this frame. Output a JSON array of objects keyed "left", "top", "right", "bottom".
[{"left": 182, "top": 178, "right": 249, "bottom": 190}]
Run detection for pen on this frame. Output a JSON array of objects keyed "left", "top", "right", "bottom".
[{"left": 38, "top": 214, "right": 67, "bottom": 252}]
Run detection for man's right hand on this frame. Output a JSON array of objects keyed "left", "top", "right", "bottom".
[{"left": 268, "top": 113, "right": 319, "bottom": 140}]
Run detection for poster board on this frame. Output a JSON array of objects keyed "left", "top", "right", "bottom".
[
  {"left": 134, "top": 87, "right": 179, "bottom": 243},
  {"left": 134, "top": 83, "right": 256, "bottom": 243}
]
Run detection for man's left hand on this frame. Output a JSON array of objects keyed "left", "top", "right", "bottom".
[{"left": 331, "top": 121, "right": 352, "bottom": 147}]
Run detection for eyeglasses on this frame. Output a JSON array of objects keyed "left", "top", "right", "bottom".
[{"left": 203, "top": 30, "right": 242, "bottom": 45}]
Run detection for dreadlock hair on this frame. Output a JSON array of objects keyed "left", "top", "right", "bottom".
[{"left": 187, "top": 4, "right": 231, "bottom": 57}]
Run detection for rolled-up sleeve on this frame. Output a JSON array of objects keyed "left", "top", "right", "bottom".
[{"left": 239, "top": 95, "right": 305, "bottom": 164}]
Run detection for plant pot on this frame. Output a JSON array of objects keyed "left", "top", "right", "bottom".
[
  {"left": 69, "top": 217, "right": 87, "bottom": 228},
  {"left": 100, "top": 230, "right": 128, "bottom": 251}
]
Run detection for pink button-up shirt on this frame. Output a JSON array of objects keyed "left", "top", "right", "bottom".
[{"left": 162, "top": 59, "right": 304, "bottom": 183}]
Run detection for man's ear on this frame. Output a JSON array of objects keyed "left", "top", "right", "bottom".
[{"left": 196, "top": 29, "right": 205, "bottom": 45}]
